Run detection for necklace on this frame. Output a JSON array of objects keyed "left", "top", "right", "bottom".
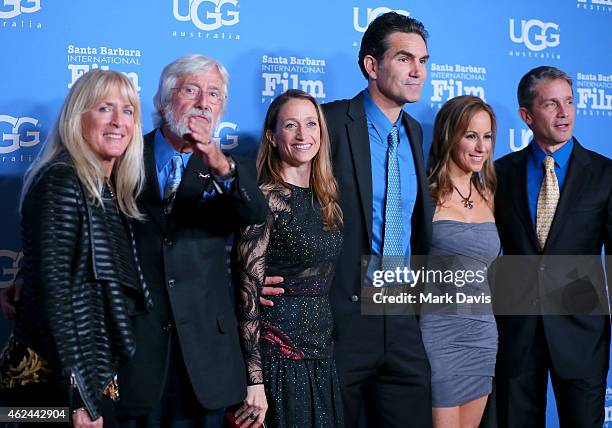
[
  {"left": 453, "top": 181, "right": 473, "bottom": 209},
  {"left": 105, "top": 177, "right": 115, "bottom": 199}
]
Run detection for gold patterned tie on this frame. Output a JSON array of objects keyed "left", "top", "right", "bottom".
[{"left": 535, "top": 156, "right": 560, "bottom": 249}]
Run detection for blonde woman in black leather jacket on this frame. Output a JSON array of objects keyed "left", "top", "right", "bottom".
[{"left": 0, "top": 69, "right": 151, "bottom": 428}]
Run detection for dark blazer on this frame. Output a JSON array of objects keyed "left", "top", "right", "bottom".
[
  {"left": 116, "top": 130, "right": 268, "bottom": 415},
  {"left": 322, "top": 92, "right": 433, "bottom": 354},
  {"left": 494, "top": 138, "right": 612, "bottom": 379}
]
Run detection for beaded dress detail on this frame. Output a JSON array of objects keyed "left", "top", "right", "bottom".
[{"left": 235, "top": 183, "right": 344, "bottom": 428}]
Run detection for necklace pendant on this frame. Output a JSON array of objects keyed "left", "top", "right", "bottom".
[
  {"left": 453, "top": 182, "right": 474, "bottom": 210},
  {"left": 105, "top": 178, "right": 115, "bottom": 199}
]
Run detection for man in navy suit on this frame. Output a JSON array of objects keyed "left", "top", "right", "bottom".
[{"left": 494, "top": 65, "right": 612, "bottom": 428}]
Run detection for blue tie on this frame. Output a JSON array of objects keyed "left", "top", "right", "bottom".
[
  {"left": 382, "top": 126, "right": 403, "bottom": 260},
  {"left": 163, "top": 155, "right": 183, "bottom": 214}
]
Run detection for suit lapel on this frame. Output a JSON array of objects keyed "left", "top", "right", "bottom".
[
  {"left": 346, "top": 93, "right": 373, "bottom": 244},
  {"left": 402, "top": 112, "right": 434, "bottom": 253},
  {"left": 165, "top": 152, "right": 215, "bottom": 235},
  {"left": 174, "top": 153, "right": 209, "bottom": 206},
  {"left": 141, "top": 131, "right": 167, "bottom": 234},
  {"left": 510, "top": 148, "right": 540, "bottom": 251},
  {"left": 403, "top": 114, "right": 426, "bottom": 182},
  {"left": 544, "top": 139, "right": 591, "bottom": 250},
  {"left": 403, "top": 113, "right": 430, "bottom": 205}
]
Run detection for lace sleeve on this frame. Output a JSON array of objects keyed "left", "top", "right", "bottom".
[{"left": 234, "top": 210, "right": 273, "bottom": 385}]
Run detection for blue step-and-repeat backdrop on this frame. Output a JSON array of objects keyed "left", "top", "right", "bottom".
[{"left": 1, "top": 1, "right": 611, "bottom": 425}]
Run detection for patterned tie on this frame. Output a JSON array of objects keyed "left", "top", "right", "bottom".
[
  {"left": 535, "top": 156, "right": 560, "bottom": 249},
  {"left": 163, "top": 155, "right": 183, "bottom": 214},
  {"left": 382, "top": 126, "right": 403, "bottom": 262}
]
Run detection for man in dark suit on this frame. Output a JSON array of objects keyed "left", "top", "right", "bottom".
[
  {"left": 263, "top": 13, "right": 433, "bottom": 427},
  {"left": 320, "top": 12, "right": 434, "bottom": 427},
  {"left": 115, "top": 55, "right": 268, "bottom": 427},
  {"left": 494, "top": 65, "right": 612, "bottom": 428}
]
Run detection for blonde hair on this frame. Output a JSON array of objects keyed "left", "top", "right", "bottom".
[
  {"left": 21, "top": 69, "right": 145, "bottom": 219},
  {"left": 256, "top": 89, "right": 343, "bottom": 230},
  {"left": 428, "top": 95, "right": 497, "bottom": 205}
]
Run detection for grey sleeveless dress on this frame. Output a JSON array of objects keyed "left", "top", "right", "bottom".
[{"left": 420, "top": 220, "right": 500, "bottom": 407}]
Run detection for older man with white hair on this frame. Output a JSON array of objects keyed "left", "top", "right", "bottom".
[{"left": 114, "top": 54, "right": 267, "bottom": 428}]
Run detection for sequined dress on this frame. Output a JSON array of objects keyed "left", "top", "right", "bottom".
[{"left": 235, "top": 183, "right": 344, "bottom": 428}]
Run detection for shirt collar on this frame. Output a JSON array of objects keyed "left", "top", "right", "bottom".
[
  {"left": 154, "top": 128, "right": 191, "bottom": 174},
  {"left": 363, "top": 89, "right": 403, "bottom": 141},
  {"left": 529, "top": 138, "right": 574, "bottom": 170}
]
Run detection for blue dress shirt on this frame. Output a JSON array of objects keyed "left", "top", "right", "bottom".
[
  {"left": 154, "top": 128, "right": 234, "bottom": 200},
  {"left": 527, "top": 138, "right": 574, "bottom": 225},
  {"left": 363, "top": 89, "right": 417, "bottom": 258}
]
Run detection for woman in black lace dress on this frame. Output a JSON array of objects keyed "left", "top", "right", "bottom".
[{"left": 233, "top": 89, "right": 344, "bottom": 428}]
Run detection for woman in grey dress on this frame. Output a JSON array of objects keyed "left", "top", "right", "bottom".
[{"left": 422, "top": 95, "right": 499, "bottom": 428}]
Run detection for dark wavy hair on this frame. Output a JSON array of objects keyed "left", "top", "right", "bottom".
[{"left": 358, "top": 12, "right": 428, "bottom": 79}]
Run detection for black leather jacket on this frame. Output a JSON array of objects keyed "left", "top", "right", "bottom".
[{"left": 8, "top": 158, "right": 151, "bottom": 419}]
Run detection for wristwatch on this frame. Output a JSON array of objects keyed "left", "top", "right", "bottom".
[{"left": 213, "top": 155, "right": 236, "bottom": 181}]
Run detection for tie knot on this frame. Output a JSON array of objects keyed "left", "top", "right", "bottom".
[
  {"left": 543, "top": 156, "right": 555, "bottom": 171},
  {"left": 171, "top": 154, "right": 183, "bottom": 171},
  {"left": 388, "top": 126, "right": 399, "bottom": 147}
]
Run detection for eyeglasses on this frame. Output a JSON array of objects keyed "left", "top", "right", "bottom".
[{"left": 172, "top": 84, "right": 225, "bottom": 104}]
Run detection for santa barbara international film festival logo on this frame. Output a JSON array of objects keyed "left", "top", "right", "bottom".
[
  {"left": 66, "top": 44, "right": 142, "bottom": 91},
  {"left": 0, "top": 249, "right": 22, "bottom": 288},
  {"left": 576, "top": 0, "right": 612, "bottom": 13},
  {"left": 172, "top": 0, "right": 240, "bottom": 40},
  {"left": 575, "top": 71, "right": 612, "bottom": 118},
  {"left": 429, "top": 63, "right": 487, "bottom": 109},
  {"left": 508, "top": 17, "right": 561, "bottom": 60},
  {"left": 0, "top": 114, "right": 40, "bottom": 164},
  {"left": 261, "top": 54, "right": 327, "bottom": 104},
  {"left": 0, "top": 0, "right": 42, "bottom": 30},
  {"left": 352, "top": 6, "right": 409, "bottom": 46}
]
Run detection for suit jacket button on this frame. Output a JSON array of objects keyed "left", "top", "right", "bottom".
[
  {"left": 168, "top": 279, "right": 176, "bottom": 288},
  {"left": 162, "top": 322, "right": 173, "bottom": 332},
  {"left": 350, "top": 295, "right": 359, "bottom": 302},
  {"left": 164, "top": 238, "right": 173, "bottom": 246}
]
